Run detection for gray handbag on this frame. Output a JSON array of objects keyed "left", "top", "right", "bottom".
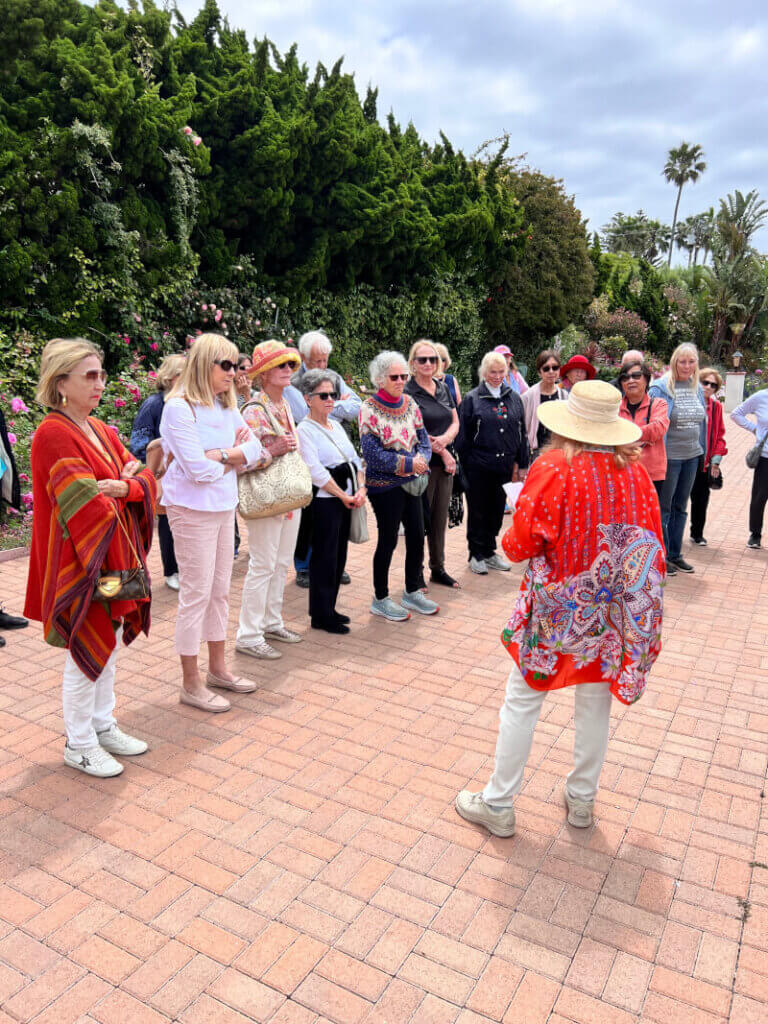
[
  {"left": 401, "top": 473, "right": 429, "bottom": 497},
  {"left": 745, "top": 429, "right": 768, "bottom": 469}
]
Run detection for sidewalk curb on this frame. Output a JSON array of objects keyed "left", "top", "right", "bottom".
[{"left": 0, "top": 546, "right": 29, "bottom": 563}]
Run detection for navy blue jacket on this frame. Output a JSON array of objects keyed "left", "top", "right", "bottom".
[
  {"left": 130, "top": 391, "right": 165, "bottom": 461},
  {"left": 456, "top": 382, "right": 529, "bottom": 476}
]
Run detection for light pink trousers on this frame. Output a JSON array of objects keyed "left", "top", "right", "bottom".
[{"left": 166, "top": 506, "right": 234, "bottom": 656}]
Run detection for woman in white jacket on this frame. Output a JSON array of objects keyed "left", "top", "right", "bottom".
[
  {"left": 521, "top": 349, "right": 566, "bottom": 458},
  {"left": 160, "top": 334, "right": 270, "bottom": 713}
]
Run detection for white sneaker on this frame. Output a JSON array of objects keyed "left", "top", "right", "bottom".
[
  {"left": 455, "top": 790, "right": 516, "bottom": 837},
  {"left": 264, "top": 626, "right": 303, "bottom": 644},
  {"left": 486, "top": 553, "right": 511, "bottom": 571},
  {"left": 97, "top": 725, "right": 148, "bottom": 756},
  {"left": 164, "top": 574, "right": 180, "bottom": 591},
  {"left": 64, "top": 743, "right": 123, "bottom": 778},
  {"left": 469, "top": 557, "right": 488, "bottom": 575},
  {"left": 236, "top": 641, "right": 282, "bottom": 659}
]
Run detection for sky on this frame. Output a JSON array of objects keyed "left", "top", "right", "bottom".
[{"left": 174, "top": 0, "right": 768, "bottom": 257}]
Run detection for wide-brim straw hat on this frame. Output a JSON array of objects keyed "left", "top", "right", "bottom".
[
  {"left": 560, "top": 354, "right": 596, "bottom": 380},
  {"left": 248, "top": 340, "right": 301, "bottom": 379},
  {"left": 537, "top": 380, "right": 641, "bottom": 446}
]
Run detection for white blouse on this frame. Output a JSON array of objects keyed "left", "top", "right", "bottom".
[
  {"left": 160, "top": 396, "right": 264, "bottom": 511},
  {"left": 297, "top": 418, "right": 362, "bottom": 498}
]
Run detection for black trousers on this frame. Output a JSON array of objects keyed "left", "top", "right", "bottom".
[
  {"left": 749, "top": 458, "right": 768, "bottom": 539},
  {"left": 466, "top": 465, "right": 509, "bottom": 561},
  {"left": 368, "top": 487, "right": 425, "bottom": 599},
  {"left": 308, "top": 497, "right": 350, "bottom": 623},
  {"left": 689, "top": 456, "right": 709, "bottom": 541},
  {"left": 157, "top": 513, "right": 178, "bottom": 577}
]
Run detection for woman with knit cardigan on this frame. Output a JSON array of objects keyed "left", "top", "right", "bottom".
[{"left": 360, "top": 351, "right": 437, "bottom": 622}]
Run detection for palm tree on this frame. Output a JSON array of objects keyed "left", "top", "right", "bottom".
[
  {"left": 716, "top": 189, "right": 768, "bottom": 261},
  {"left": 663, "top": 142, "right": 706, "bottom": 267}
]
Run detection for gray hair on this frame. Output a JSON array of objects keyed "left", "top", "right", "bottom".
[
  {"left": 296, "top": 368, "right": 338, "bottom": 397},
  {"left": 298, "top": 330, "right": 332, "bottom": 363},
  {"left": 369, "top": 350, "right": 408, "bottom": 388},
  {"left": 479, "top": 351, "right": 507, "bottom": 380}
]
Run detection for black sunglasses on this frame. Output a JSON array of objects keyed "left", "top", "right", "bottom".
[
  {"left": 415, "top": 355, "right": 439, "bottom": 365},
  {"left": 213, "top": 359, "right": 237, "bottom": 372},
  {"left": 312, "top": 391, "right": 336, "bottom": 401},
  {"left": 541, "top": 363, "right": 560, "bottom": 372},
  {"left": 701, "top": 380, "right": 719, "bottom": 388},
  {"left": 388, "top": 373, "right": 408, "bottom": 381},
  {"left": 622, "top": 372, "right": 644, "bottom": 381}
]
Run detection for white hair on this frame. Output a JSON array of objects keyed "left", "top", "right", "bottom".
[
  {"left": 479, "top": 351, "right": 507, "bottom": 380},
  {"left": 369, "top": 350, "right": 408, "bottom": 388},
  {"left": 298, "top": 330, "right": 332, "bottom": 363},
  {"left": 621, "top": 349, "right": 644, "bottom": 365}
]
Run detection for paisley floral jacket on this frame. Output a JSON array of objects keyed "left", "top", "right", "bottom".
[{"left": 500, "top": 448, "right": 665, "bottom": 705}]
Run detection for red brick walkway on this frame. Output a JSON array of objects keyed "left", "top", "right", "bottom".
[{"left": 1, "top": 426, "right": 767, "bottom": 1023}]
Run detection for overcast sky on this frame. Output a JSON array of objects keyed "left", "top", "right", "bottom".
[{"left": 175, "top": 0, "right": 768, "bottom": 256}]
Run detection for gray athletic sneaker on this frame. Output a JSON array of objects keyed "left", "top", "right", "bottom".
[
  {"left": 402, "top": 590, "right": 439, "bottom": 616},
  {"left": 455, "top": 790, "right": 516, "bottom": 837},
  {"left": 564, "top": 790, "right": 594, "bottom": 828},
  {"left": 485, "top": 552, "right": 511, "bottom": 571},
  {"left": 370, "top": 597, "right": 410, "bottom": 621},
  {"left": 469, "top": 557, "right": 488, "bottom": 574}
]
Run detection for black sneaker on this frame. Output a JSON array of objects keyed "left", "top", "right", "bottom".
[
  {"left": 690, "top": 536, "right": 707, "bottom": 546},
  {"left": 295, "top": 570, "right": 310, "bottom": 589},
  {"left": 747, "top": 535, "right": 761, "bottom": 549},
  {"left": 670, "top": 557, "right": 694, "bottom": 573},
  {"left": 665, "top": 560, "right": 678, "bottom": 576}
]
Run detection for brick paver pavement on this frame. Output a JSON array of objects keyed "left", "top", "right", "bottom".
[{"left": 1, "top": 425, "right": 767, "bottom": 1023}]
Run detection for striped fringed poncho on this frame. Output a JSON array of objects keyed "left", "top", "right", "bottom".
[{"left": 25, "top": 412, "right": 157, "bottom": 681}]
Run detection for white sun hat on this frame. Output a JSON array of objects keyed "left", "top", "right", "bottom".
[{"left": 536, "top": 379, "right": 642, "bottom": 446}]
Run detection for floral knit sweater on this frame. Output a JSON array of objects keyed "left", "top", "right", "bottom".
[{"left": 359, "top": 392, "right": 432, "bottom": 492}]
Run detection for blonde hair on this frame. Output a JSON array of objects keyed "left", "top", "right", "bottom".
[
  {"left": 548, "top": 434, "right": 640, "bottom": 470},
  {"left": 434, "top": 342, "right": 451, "bottom": 372},
  {"left": 155, "top": 353, "right": 186, "bottom": 392},
  {"left": 479, "top": 351, "right": 507, "bottom": 380},
  {"left": 36, "top": 337, "right": 103, "bottom": 409},
  {"left": 698, "top": 366, "right": 723, "bottom": 389},
  {"left": 669, "top": 343, "right": 699, "bottom": 395},
  {"left": 408, "top": 338, "right": 441, "bottom": 375},
  {"left": 167, "top": 333, "right": 238, "bottom": 409}
]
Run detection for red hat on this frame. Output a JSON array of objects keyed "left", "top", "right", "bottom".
[
  {"left": 248, "top": 340, "right": 301, "bottom": 379},
  {"left": 560, "top": 354, "right": 596, "bottom": 380}
]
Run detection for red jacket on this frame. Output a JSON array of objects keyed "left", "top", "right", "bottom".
[
  {"left": 704, "top": 397, "right": 727, "bottom": 468},
  {"left": 619, "top": 393, "right": 669, "bottom": 481}
]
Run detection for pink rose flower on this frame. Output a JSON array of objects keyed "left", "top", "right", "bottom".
[
  {"left": 7, "top": 433, "right": 16, "bottom": 444},
  {"left": 134, "top": 314, "right": 141, "bottom": 323},
  {"left": 183, "top": 126, "right": 193, "bottom": 135},
  {"left": 114, "top": 398, "right": 126, "bottom": 409},
  {"left": 22, "top": 492, "right": 33, "bottom": 509},
  {"left": 202, "top": 304, "right": 208, "bottom": 311},
  {"left": 150, "top": 342, "right": 158, "bottom": 351},
  {"left": 215, "top": 310, "right": 222, "bottom": 322},
  {"left": 255, "top": 320, "right": 261, "bottom": 326},
  {"left": 11, "top": 397, "right": 28, "bottom": 413},
  {"left": 148, "top": 371, "right": 157, "bottom": 378},
  {"left": 192, "top": 136, "right": 202, "bottom": 147}
]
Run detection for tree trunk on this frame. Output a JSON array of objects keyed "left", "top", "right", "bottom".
[{"left": 668, "top": 184, "right": 683, "bottom": 268}]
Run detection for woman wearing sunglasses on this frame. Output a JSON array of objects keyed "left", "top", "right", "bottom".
[
  {"left": 521, "top": 349, "right": 566, "bottom": 461},
  {"left": 360, "top": 350, "right": 437, "bottom": 621},
  {"left": 26, "top": 338, "right": 157, "bottom": 776},
  {"left": 405, "top": 339, "right": 461, "bottom": 588},
  {"left": 617, "top": 360, "right": 670, "bottom": 500},
  {"left": 161, "top": 334, "right": 269, "bottom": 712},
  {"left": 689, "top": 368, "right": 726, "bottom": 547},
  {"left": 236, "top": 341, "right": 307, "bottom": 659}
]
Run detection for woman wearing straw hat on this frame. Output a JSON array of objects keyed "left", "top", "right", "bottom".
[
  {"left": 456, "top": 380, "right": 664, "bottom": 836},
  {"left": 236, "top": 340, "right": 307, "bottom": 660}
]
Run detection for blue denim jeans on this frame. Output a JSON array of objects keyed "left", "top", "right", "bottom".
[{"left": 659, "top": 456, "right": 699, "bottom": 560}]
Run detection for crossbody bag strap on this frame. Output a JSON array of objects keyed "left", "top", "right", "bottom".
[{"left": 304, "top": 419, "right": 357, "bottom": 481}]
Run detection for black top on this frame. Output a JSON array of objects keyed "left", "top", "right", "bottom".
[
  {"left": 537, "top": 391, "right": 559, "bottom": 450},
  {"left": 405, "top": 378, "right": 455, "bottom": 466},
  {"left": 456, "top": 381, "right": 529, "bottom": 477}
]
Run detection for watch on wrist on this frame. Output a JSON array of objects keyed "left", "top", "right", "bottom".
[{"left": 220, "top": 449, "right": 229, "bottom": 464}]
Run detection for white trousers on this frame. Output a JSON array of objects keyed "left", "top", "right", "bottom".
[
  {"left": 62, "top": 627, "right": 121, "bottom": 749},
  {"left": 166, "top": 506, "right": 234, "bottom": 656},
  {"left": 237, "top": 512, "right": 301, "bottom": 645},
  {"left": 483, "top": 663, "right": 613, "bottom": 806}
]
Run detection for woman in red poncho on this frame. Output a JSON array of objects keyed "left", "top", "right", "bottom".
[
  {"left": 456, "top": 381, "right": 664, "bottom": 837},
  {"left": 25, "top": 338, "right": 156, "bottom": 779}
]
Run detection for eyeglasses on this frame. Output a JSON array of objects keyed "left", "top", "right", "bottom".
[
  {"left": 541, "top": 364, "right": 560, "bottom": 373},
  {"left": 388, "top": 373, "right": 408, "bottom": 382},
  {"left": 276, "top": 360, "right": 296, "bottom": 369},
  {"left": 702, "top": 380, "right": 719, "bottom": 389},
  {"left": 213, "top": 359, "right": 236, "bottom": 372},
  {"left": 415, "top": 356, "right": 439, "bottom": 365},
  {"left": 68, "top": 370, "right": 108, "bottom": 384},
  {"left": 623, "top": 372, "right": 644, "bottom": 381},
  {"left": 312, "top": 391, "right": 336, "bottom": 401}
]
